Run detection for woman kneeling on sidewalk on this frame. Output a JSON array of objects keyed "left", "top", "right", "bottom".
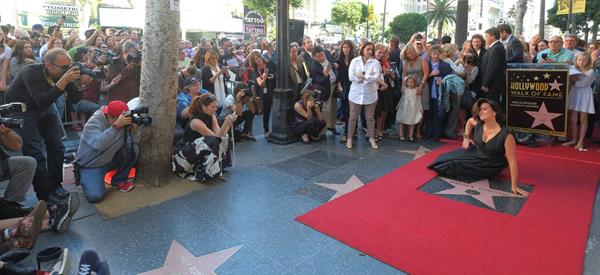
[{"left": 173, "top": 93, "right": 236, "bottom": 182}]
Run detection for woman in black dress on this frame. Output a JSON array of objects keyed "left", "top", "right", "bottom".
[{"left": 428, "top": 98, "right": 529, "bottom": 197}]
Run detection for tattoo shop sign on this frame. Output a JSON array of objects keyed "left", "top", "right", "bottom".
[
  {"left": 243, "top": 7, "right": 266, "bottom": 39},
  {"left": 506, "top": 65, "right": 569, "bottom": 137}
]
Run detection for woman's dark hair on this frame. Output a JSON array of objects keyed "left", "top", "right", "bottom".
[
  {"left": 189, "top": 93, "right": 216, "bottom": 117},
  {"left": 359, "top": 41, "right": 375, "bottom": 57},
  {"left": 11, "top": 40, "right": 33, "bottom": 63},
  {"left": 535, "top": 39, "right": 548, "bottom": 52},
  {"left": 471, "top": 98, "right": 505, "bottom": 124},
  {"left": 470, "top": 34, "right": 486, "bottom": 49},
  {"left": 338, "top": 40, "right": 355, "bottom": 62},
  {"left": 74, "top": 47, "right": 89, "bottom": 63}
]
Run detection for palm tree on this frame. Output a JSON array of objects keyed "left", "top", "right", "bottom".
[
  {"left": 425, "top": 0, "right": 457, "bottom": 39},
  {"left": 514, "top": 0, "right": 529, "bottom": 36}
]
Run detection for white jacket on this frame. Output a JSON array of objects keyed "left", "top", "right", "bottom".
[{"left": 348, "top": 56, "right": 382, "bottom": 105}]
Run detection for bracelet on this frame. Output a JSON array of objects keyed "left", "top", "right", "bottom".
[{"left": 462, "top": 133, "right": 469, "bottom": 139}]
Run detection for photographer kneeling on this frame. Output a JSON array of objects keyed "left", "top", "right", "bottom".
[
  {"left": 75, "top": 100, "right": 141, "bottom": 203},
  {"left": 221, "top": 83, "right": 256, "bottom": 141},
  {"left": 293, "top": 89, "right": 326, "bottom": 143},
  {"left": 173, "top": 94, "right": 236, "bottom": 182}
]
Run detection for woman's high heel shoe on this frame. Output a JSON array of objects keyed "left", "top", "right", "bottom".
[
  {"left": 369, "top": 138, "right": 378, "bottom": 149},
  {"left": 346, "top": 138, "right": 353, "bottom": 149}
]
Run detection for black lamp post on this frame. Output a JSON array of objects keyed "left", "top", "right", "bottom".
[{"left": 268, "top": 0, "right": 296, "bottom": 144}]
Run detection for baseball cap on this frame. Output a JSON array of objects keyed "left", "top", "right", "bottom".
[
  {"left": 183, "top": 77, "right": 200, "bottom": 90},
  {"left": 101, "top": 100, "right": 129, "bottom": 117}
]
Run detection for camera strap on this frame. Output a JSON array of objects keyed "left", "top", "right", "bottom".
[{"left": 43, "top": 69, "right": 57, "bottom": 87}]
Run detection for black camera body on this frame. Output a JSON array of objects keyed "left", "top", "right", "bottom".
[
  {"left": 0, "top": 103, "right": 26, "bottom": 129},
  {"left": 127, "top": 50, "right": 142, "bottom": 64},
  {"left": 75, "top": 63, "right": 106, "bottom": 80},
  {"left": 124, "top": 106, "right": 152, "bottom": 126},
  {"left": 93, "top": 49, "right": 118, "bottom": 66}
]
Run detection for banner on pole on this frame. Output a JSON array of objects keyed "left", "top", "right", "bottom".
[
  {"left": 557, "top": 0, "right": 586, "bottom": 15},
  {"left": 506, "top": 66, "right": 569, "bottom": 137}
]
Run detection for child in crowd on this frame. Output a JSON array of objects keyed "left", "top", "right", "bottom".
[
  {"left": 564, "top": 52, "right": 596, "bottom": 151},
  {"left": 396, "top": 75, "right": 423, "bottom": 141}
]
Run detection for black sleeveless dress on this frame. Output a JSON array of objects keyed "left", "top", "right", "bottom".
[{"left": 428, "top": 122, "right": 510, "bottom": 182}]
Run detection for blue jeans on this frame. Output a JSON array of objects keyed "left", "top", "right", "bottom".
[
  {"left": 80, "top": 143, "right": 138, "bottom": 203},
  {"left": 13, "top": 105, "right": 64, "bottom": 201},
  {"left": 74, "top": 100, "right": 101, "bottom": 119}
]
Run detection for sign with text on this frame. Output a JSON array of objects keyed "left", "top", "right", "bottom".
[
  {"left": 506, "top": 68, "right": 569, "bottom": 137},
  {"left": 243, "top": 7, "right": 265, "bottom": 40},
  {"left": 557, "top": 0, "right": 586, "bottom": 15}
]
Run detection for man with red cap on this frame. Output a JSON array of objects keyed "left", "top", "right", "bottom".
[{"left": 75, "top": 100, "right": 141, "bottom": 203}]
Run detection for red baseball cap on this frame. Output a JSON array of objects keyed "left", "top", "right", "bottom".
[{"left": 101, "top": 100, "right": 129, "bottom": 117}]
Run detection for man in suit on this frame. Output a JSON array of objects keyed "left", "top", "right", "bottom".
[
  {"left": 498, "top": 24, "right": 524, "bottom": 64},
  {"left": 300, "top": 37, "right": 314, "bottom": 73},
  {"left": 426, "top": 45, "right": 453, "bottom": 141},
  {"left": 480, "top": 27, "right": 507, "bottom": 106},
  {"left": 311, "top": 46, "right": 338, "bottom": 135}
]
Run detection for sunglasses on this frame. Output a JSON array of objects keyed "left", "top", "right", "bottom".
[{"left": 52, "top": 63, "right": 71, "bottom": 71}]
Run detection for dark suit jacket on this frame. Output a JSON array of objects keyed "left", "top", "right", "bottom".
[
  {"left": 427, "top": 60, "right": 452, "bottom": 98},
  {"left": 469, "top": 48, "right": 486, "bottom": 97},
  {"left": 505, "top": 35, "right": 524, "bottom": 63},
  {"left": 480, "top": 41, "right": 507, "bottom": 102},
  {"left": 301, "top": 51, "right": 314, "bottom": 74},
  {"left": 311, "top": 60, "right": 332, "bottom": 101}
]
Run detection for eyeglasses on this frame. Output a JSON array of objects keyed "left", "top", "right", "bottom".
[{"left": 52, "top": 63, "right": 71, "bottom": 71}]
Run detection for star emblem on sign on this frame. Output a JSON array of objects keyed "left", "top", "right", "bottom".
[
  {"left": 397, "top": 146, "right": 432, "bottom": 160},
  {"left": 548, "top": 79, "right": 563, "bottom": 91},
  {"left": 315, "top": 175, "right": 365, "bottom": 202},
  {"left": 435, "top": 178, "right": 523, "bottom": 210},
  {"left": 525, "top": 101, "right": 562, "bottom": 131},
  {"left": 543, "top": 73, "right": 551, "bottom": 79},
  {"left": 138, "top": 241, "right": 242, "bottom": 275}
]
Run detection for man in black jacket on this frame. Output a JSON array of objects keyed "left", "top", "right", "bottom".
[
  {"left": 498, "top": 24, "right": 524, "bottom": 64},
  {"left": 301, "top": 37, "right": 314, "bottom": 72},
  {"left": 479, "top": 27, "right": 507, "bottom": 106},
  {"left": 310, "top": 46, "right": 338, "bottom": 135},
  {"left": 6, "top": 48, "right": 80, "bottom": 233}
]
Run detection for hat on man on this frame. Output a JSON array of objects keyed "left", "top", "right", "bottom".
[
  {"left": 183, "top": 77, "right": 200, "bottom": 91},
  {"left": 101, "top": 100, "right": 129, "bottom": 117},
  {"left": 32, "top": 24, "right": 44, "bottom": 32}
]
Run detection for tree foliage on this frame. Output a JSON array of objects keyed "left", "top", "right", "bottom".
[
  {"left": 331, "top": 0, "right": 368, "bottom": 38},
  {"left": 389, "top": 13, "right": 427, "bottom": 42},
  {"left": 243, "top": 0, "right": 304, "bottom": 19},
  {"left": 425, "top": 0, "right": 457, "bottom": 39},
  {"left": 547, "top": 0, "right": 600, "bottom": 34}
]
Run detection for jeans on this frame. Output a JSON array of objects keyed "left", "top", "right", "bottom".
[
  {"left": 79, "top": 144, "right": 138, "bottom": 203},
  {"left": 74, "top": 100, "right": 101, "bottom": 119},
  {"left": 13, "top": 105, "right": 64, "bottom": 201},
  {"left": 234, "top": 110, "right": 255, "bottom": 135},
  {"left": 3, "top": 156, "right": 36, "bottom": 202},
  {"left": 293, "top": 117, "right": 326, "bottom": 138},
  {"left": 55, "top": 94, "right": 67, "bottom": 121}
]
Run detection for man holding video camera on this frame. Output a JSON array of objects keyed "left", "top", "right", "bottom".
[
  {"left": 6, "top": 48, "right": 81, "bottom": 233},
  {"left": 75, "top": 100, "right": 143, "bottom": 203},
  {"left": 102, "top": 41, "right": 141, "bottom": 103}
]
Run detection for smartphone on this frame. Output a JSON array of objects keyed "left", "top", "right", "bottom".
[{"left": 541, "top": 53, "right": 548, "bottom": 60}]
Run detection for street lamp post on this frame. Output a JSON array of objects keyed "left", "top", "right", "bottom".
[{"left": 268, "top": 0, "right": 296, "bottom": 144}]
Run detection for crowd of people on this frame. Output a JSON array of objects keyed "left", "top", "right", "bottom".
[{"left": 0, "top": 16, "right": 599, "bottom": 273}]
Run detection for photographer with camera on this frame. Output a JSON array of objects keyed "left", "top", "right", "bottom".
[
  {"left": 75, "top": 100, "right": 142, "bottom": 202},
  {"left": 102, "top": 41, "right": 141, "bottom": 103},
  {"left": 6, "top": 48, "right": 80, "bottom": 233},
  {"left": 221, "top": 83, "right": 256, "bottom": 141},
  {"left": 293, "top": 89, "right": 326, "bottom": 143}
]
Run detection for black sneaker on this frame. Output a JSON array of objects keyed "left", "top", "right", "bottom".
[
  {"left": 49, "top": 192, "right": 80, "bottom": 234},
  {"left": 78, "top": 250, "right": 100, "bottom": 275}
]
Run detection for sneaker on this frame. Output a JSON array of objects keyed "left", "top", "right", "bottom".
[
  {"left": 37, "top": 247, "right": 70, "bottom": 275},
  {"left": 78, "top": 250, "right": 100, "bottom": 275},
  {"left": 49, "top": 192, "right": 80, "bottom": 234},
  {"left": 118, "top": 182, "right": 135, "bottom": 192}
]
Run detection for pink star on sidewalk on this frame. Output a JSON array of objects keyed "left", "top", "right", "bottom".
[
  {"left": 435, "top": 178, "right": 523, "bottom": 210},
  {"left": 525, "top": 102, "right": 562, "bottom": 131},
  {"left": 139, "top": 241, "right": 242, "bottom": 275}
]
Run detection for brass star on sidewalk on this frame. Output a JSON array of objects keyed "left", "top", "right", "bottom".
[
  {"left": 315, "top": 175, "right": 365, "bottom": 202},
  {"left": 435, "top": 178, "right": 523, "bottom": 210},
  {"left": 139, "top": 241, "right": 242, "bottom": 275},
  {"left": 397, "top": 146, "right": 432, "bottom": 160},
  {"left": 525, "top": 102, "right": 562, "bottom": 131}
]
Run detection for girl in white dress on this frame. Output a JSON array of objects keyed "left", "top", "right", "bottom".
[
  {"left": 396, "top": 75, "right": 423, "bottom": 141},
  {"left": 563, "top": 52, "right": 596, "bottom": 151}
]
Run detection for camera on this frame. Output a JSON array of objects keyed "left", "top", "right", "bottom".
[
  {"left": 75, "top": 63, "right": 106, "bottom": 80},
  {"left": 93, "top": 49, "right": 118, "bottom": 66},
  {"left": 0, "top": 103, "right": 26, "bottom": 129},
  {"left": 243, "top": 89, "right": 254, "bottom": 98},
  {"left": 124, "top": 106, "right": 152, "bottom": 126},
  {"left": 127, "top": 50, "right": 142, "bottom": 64}
]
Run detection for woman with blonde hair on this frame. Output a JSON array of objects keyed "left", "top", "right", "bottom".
[{"left": 201, "top": 49, "right": 230, "bottom": 112}]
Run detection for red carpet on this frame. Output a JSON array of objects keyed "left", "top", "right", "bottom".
[{"left": 296, "top": 144, "right": 600, "bottom": 275}]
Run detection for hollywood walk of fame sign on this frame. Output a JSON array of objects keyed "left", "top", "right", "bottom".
[
  {"left": 315, "top": 175, "right": 365, "bottom": 202},
  {"left": 139, "top": 241, "right": 241, "bottom": 275},
  {"left": 506, "top": 66, "right": 569, "bottom": 137}
]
